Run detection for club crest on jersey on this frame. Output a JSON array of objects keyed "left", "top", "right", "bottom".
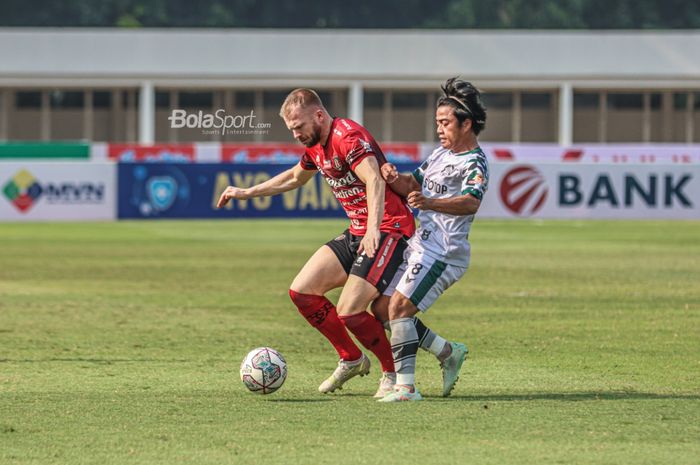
[
  {"left": 358, "top": 138, "right": 372, "bottom": 152},
  {"left": 441, "top": 164, "right": 456, "bottom": 176},
  {"left": 332, "top": 156, "right": 343, "bottom": 170}
]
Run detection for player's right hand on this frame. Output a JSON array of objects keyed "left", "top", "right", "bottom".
[
  {"left": 380, "top": 163, "right": 399, "bottom": 184},
  {"left": 216, "top": 186, "right": 249, "bottom": 208},
  {"left": 407, "top": 190, "right": 431, "bottom": 210}
]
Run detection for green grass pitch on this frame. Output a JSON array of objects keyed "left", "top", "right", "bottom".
[{"left": 1, "top": 219, "right": 698, "bottom": 464}]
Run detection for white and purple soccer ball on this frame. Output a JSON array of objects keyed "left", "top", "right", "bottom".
[{"left": 240, "top": 347, "right": 287, "bottom": 394}]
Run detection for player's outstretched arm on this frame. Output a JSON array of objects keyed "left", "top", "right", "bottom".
[
  {"left": 217, "top": 164, "right": 315, "bottom": 208},
  {"left": 407, "top": 192, "right": 481, "bottom": 216},
  {"left": 380, "top": 163, "right": 421, "bottom": 198}
]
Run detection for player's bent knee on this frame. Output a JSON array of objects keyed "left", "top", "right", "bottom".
[
  {"left": 336, "top": 276, "right": 378, "bottom": 317},
  {"left": 370, "top": 296, "right": 390, "bottom": 323},
  {"left": 288, "top": 288, "right": 305, "bottom": 306},
  {"left": 388, "top": 293, "right": 418, "bottom": 320},
  {"left": 336, "top": 293, "right": 375, "bottom": 316},
  {"left": 335, "top": 302, "right": 364, "bottom": 317},
  {"left": 289, "top": 280, "right": 312, "bottom": 296}
]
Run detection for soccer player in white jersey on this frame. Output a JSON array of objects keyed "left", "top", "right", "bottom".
[{"left": 377, "top": 77, "right": 489, "bottom": 402}]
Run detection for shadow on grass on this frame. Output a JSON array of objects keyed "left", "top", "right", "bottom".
[
  {"left": 302, "top": 391, "right": 700, "bottom": 401},
  {"left": 266, "top": 398, "right": 334, "bottom": 403},
  {"left": 442, "top": 392, "right": 700, "bottom": 401},
  {"left": 0, "top": 358, "right": 190, "bottom": 364}
]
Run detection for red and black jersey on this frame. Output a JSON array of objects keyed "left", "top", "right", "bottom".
[{"left": 300, "top": 118, "right": 415, "bottom": 237}]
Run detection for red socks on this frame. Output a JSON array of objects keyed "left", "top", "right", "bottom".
[
  {"left": 289, "top": 290, "right": 362, "bottom": 361},
  {"left": 339, "top": 312, "right": 395, "bottom": 373}
]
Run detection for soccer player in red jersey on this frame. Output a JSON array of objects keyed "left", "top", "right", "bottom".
[{"left": 217, "top": 88, "right": 414, "bottom": 395}]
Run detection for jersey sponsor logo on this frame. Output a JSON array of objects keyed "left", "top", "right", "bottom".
[
  {"left": 424, "top": 176, "right": 449, "bottom": 194},
  {"left": 341, "top": 197, "right": 366, "bottom": 207},
  {"left": 500, "top": 165, "right": 548, "bottom": 216},
  {"left": 467, "top": 174, "right": 484, "bottom": 186},
  {"left": 335, "top": 186, "right": 364, "bottom": 199},
  {"left": 325, "top": 171, "right": 358, "bottom": 188}
]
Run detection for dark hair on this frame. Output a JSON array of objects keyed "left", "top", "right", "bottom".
[{"left": 437, "top": 77, "right": 487, "bottom": 135}]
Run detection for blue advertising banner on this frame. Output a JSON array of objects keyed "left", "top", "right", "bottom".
[{"left": 117, "top": 163, "right": 418, "bottom": 219}]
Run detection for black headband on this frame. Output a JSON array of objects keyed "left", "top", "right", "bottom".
[
  {"left": 446, "top": 96, "right": 484, "bottom": 125},
  {"left": 447, "top": 96, "right": 471, "bottom": 113}
]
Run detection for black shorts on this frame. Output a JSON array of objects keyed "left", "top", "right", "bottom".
[{"left": 325, "top": 229, "right": 408, "bottom": 294}]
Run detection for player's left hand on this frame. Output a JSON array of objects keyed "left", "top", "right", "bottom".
[
  {"left": 217, "top": 186, "right": 249, "bottom": 208},
  {"left": 407, "top": 191, "right": 432, "bottom": 210},
  {"left": 359, "top": 228, "right": 381, "bottom": 259}
]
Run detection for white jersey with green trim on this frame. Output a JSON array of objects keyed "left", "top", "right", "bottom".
[{"left": 409, "top": 146, "right": 489, "bottom": 267}]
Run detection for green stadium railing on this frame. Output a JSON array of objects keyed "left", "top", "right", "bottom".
[{"left": 0, "top": 142, "right": 90, "bottom": 159}]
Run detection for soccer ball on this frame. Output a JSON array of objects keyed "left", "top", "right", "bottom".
[{"left": 239, "top": 347, "right": 287, "bottom": 394}]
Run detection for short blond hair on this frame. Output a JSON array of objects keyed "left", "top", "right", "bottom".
[{"left": 279, "top": 88, "right": 324, "bottom": 119}]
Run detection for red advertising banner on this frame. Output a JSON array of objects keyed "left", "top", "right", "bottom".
[
  {"left": 108, "top": 144, "right": 196, "bottom": 162},
  {"left": 380, "top": 143, "right": 422, "bottom": 163},
  {"left": 220, "top": 143, "right": 422, "bottom": 164},
  {"left": 103, "top": 143, "right": 700, "bottom": 164},
  {"left": 221, "top": 143, "right": 302, "bottom": 163}
]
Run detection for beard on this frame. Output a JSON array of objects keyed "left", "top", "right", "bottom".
[{"left": 300, "top": 124, "right": 322, "bottom": 147}]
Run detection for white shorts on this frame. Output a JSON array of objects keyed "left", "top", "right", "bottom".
[{"left": 383, "top": 251, "right": 467, "bottom": 312}]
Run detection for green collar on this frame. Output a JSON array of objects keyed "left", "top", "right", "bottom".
[{"left": 452, "top": 146, "right": 482, "bottom": 157}]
